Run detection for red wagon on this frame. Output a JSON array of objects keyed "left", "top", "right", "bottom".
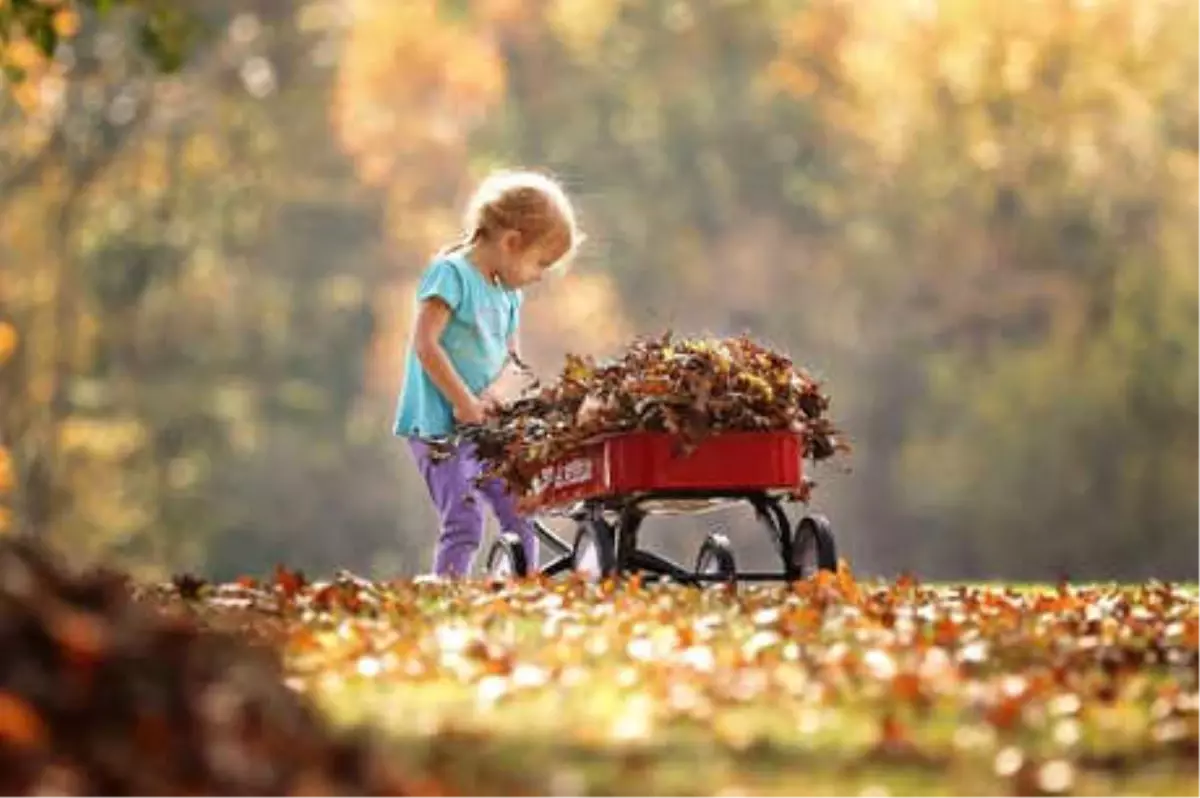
[{"left": 483, "top": 430, "right": 838, "bottom": 585}]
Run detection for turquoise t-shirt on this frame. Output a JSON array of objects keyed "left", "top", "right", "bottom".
[{"left": 394, "top": 252, "right": 523, "bottom": 439}]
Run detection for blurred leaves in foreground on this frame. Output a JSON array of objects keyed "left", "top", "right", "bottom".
[{"left": 0, "top": 537, "right": 420, "bottom": 795}]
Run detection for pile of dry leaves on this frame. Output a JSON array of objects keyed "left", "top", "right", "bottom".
[
  {"left": 461, "top": 333, "right": 847, "bottom": 495},
  {"left": 0, "top": 539, "right": 417, "bottom": 796}
]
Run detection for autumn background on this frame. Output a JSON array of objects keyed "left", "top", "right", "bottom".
[{"left": 0, "top": 0, "right": 1196, "bottom": 585}]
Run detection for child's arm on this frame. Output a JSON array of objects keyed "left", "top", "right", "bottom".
[{"left": 413, "top": 298, "right": 487, "bottom": 425}]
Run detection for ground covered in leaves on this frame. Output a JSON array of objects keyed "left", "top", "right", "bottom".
[{"left": 138, "top": 566, "right": 1200, "bottom": 797}]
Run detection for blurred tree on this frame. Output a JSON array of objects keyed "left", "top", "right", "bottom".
[
  {"left": 1, "top": 1, "right": 424, "bottom": 579},
  {"left": 1, "top": 6, "right": 167, "bottom": 549},
  {"left": 0, "top": 0, "right": 196, "bottom": 106},
  {"left": 781, "top": 0, "right": 1200, "bottom": 577},
  {"left": 473, "top": 0, "right": 861, "bottom": 368},
  {"left": 0, "top": 0, "right": 201, "bottom": 556},
  {"left": 0, "top": 317, "right": 15, "bottom": 532}
]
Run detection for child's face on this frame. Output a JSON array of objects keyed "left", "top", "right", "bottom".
[{"left": 498, "top": 230, "right": 569, "bottom": 289}]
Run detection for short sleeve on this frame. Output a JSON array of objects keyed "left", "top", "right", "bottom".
[{"left": 415, "top": 258, "right": 465, "bottom": 312}]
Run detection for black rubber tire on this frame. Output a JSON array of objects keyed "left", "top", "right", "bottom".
[
  {"left": 571, "top": 518, "right": 617, "bottom": 580},
  {"left": 695, "top": 533, "right": 738, "bottom": 585},
  {"left": 790, "top": 513, "right": 838, "bottom": 579},
  {"left": 485, "top": 532, "right": 529, "bottom": 579}
]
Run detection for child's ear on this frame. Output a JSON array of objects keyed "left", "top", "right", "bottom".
[{"left": 499, "top": 229, "right": 523, "bottom": 255}]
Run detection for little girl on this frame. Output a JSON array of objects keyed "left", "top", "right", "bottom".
[{"left": 394, "top": 169, "right": 583, "bottom": 578}]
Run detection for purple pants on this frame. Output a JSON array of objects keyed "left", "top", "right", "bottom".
[{"left": 409, "top": 439, "right": 538, "bottom": 577}]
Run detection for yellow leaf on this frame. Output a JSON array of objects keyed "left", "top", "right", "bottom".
[
  {"left": 766, "top": 60, "right": 819, "bottom": 98},
  {"left": 57, "top": 417, "right": 148, "bottom": 459},
  {"left": 836, "top": 557, "right": 861, "bottom": 603},
  {"left": 52, "top": 9, "right": 81, "bottom": 38},
  {"left": 4, "top": 39, "right": 43, "bottom": 72},
  {"left": 0, "top": 321, "right": 16, "bottom": 363},
  {"left": 13, "top": 81, "right": 41, "bottom": 112},
  {"left": 547, "top": 0, "right": 619, "bottom": 59}
]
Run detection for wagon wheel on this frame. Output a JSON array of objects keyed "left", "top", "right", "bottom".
[
  {"left": 790, "top": 513, "right": 838, "bottom": 580},
  {"left": 695, "top": 533, "right": 737, "bottom": 586},
  {"left": 485, "top": 532, "right": 529, "bottom": 579},
  {"left": 572, "top": 517, "right": 617, "bottom": 581}
]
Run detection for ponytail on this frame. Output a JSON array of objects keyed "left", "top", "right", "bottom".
[{"left": 435, "top": 227, "right": 483, "bottom": 258}]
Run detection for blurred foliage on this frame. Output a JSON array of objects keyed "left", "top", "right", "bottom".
[
  {"left": 840, "top": 0, "right": 1199, "bottom": 578},
  {"left": 0, "top": 0, "right": 419, "bottom": 578},
  {"left": 0, "top": 319, "right": 12, "bottom": 531},
  {"left": 0, "top": 0, "right": 197, "bottom": 109},
  {"left": 0, "top": 0, "right": 1195, "bottom": 581}
]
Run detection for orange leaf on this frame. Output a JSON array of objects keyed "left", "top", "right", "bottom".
[
  {"left": 1184, "top": 620, "right": 1199, "bottom": 649},
  {"left": 0, "top": 691, "right": 47, "bottom": 749},
  {"left": 836, "top": 558, "right": 860, "bottom": 603},
  {"left": 881, "top": 713, "right": 909, "bottom": 746},
  {"left": 51, "top": 611, "right": 107, "bottom": 667},
  {"left": 895, "top": 572, "right": 919, "bottom": 594},
  {"left": 892, "top": 672, "right": 923, "bottom": 704},
  {"left": 0, "top": 446, "right": 13, "bottom": 494},
  {"left": 934, "top": 617, "right": 959, "bottom": 647},
  {"left": 986, "top": 696, "right": 1023, "bottom": 731},
  {"left": 274, "top": 565, "right": 307, "bottom": 598},
  {"left": 0, "top": 321, "right": 16, "bottom": 364},
  {"left": 52, "top": 9, "right": 82, "bottom": 38}
]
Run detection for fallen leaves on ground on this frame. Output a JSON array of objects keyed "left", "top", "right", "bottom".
[
  {"left": 459, "top": 333, "right": 848, "bottom": 495},
  {"left": 0, "top": 540, "right": 425, "bottom": 796},
  {"left": 157, "top": 564, "right": 1197, "bottom": 796},
  {"left": 4, "top": 538, "right": 1196, "bottom": 796}
]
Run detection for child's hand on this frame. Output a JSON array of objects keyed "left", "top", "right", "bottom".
[
  {"left": 479, "top": 386, "right": 504, "bottom": 412},
  {"left": 453, "top": 396, "right": 489, "bottom": 426},
  {"left": 483, "top": 367, "right": 527, "bottom": 407}
]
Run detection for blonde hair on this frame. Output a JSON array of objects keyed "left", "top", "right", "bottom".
[{"left": 442, "top": 169, "right": 583, "bottom": 268}]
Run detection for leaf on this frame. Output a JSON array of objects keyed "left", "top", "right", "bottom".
[
  {"left": 273, "top": 564, "right": 307, "bottom": 599},
  {"left": 0, "top": 691, "right": 46, "bottom": 749},
  {"left": 0, "top": 447, "right": 13, "bottom": 495},
  {"left": 31, "top": 20, "right": 57, "bottom": 58},
  {"left": 171, "top": 572, "right": 207, "bottom": 601},
  {"left": 0, "top": 538, "right": 423, "bottom": 794},
  {"left": 52, "top": 9, "right": 81, "bottom": 38},
  {"left": 0, "top": 320, "right": 16, "bottom": 364}
]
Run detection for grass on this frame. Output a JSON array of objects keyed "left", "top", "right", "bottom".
[
  {"left": 311, "top": 679, "right": 1197, "bottom": 796},
  {"left": 223, "top": 573, "right": 1199, "bottom": 796}
]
